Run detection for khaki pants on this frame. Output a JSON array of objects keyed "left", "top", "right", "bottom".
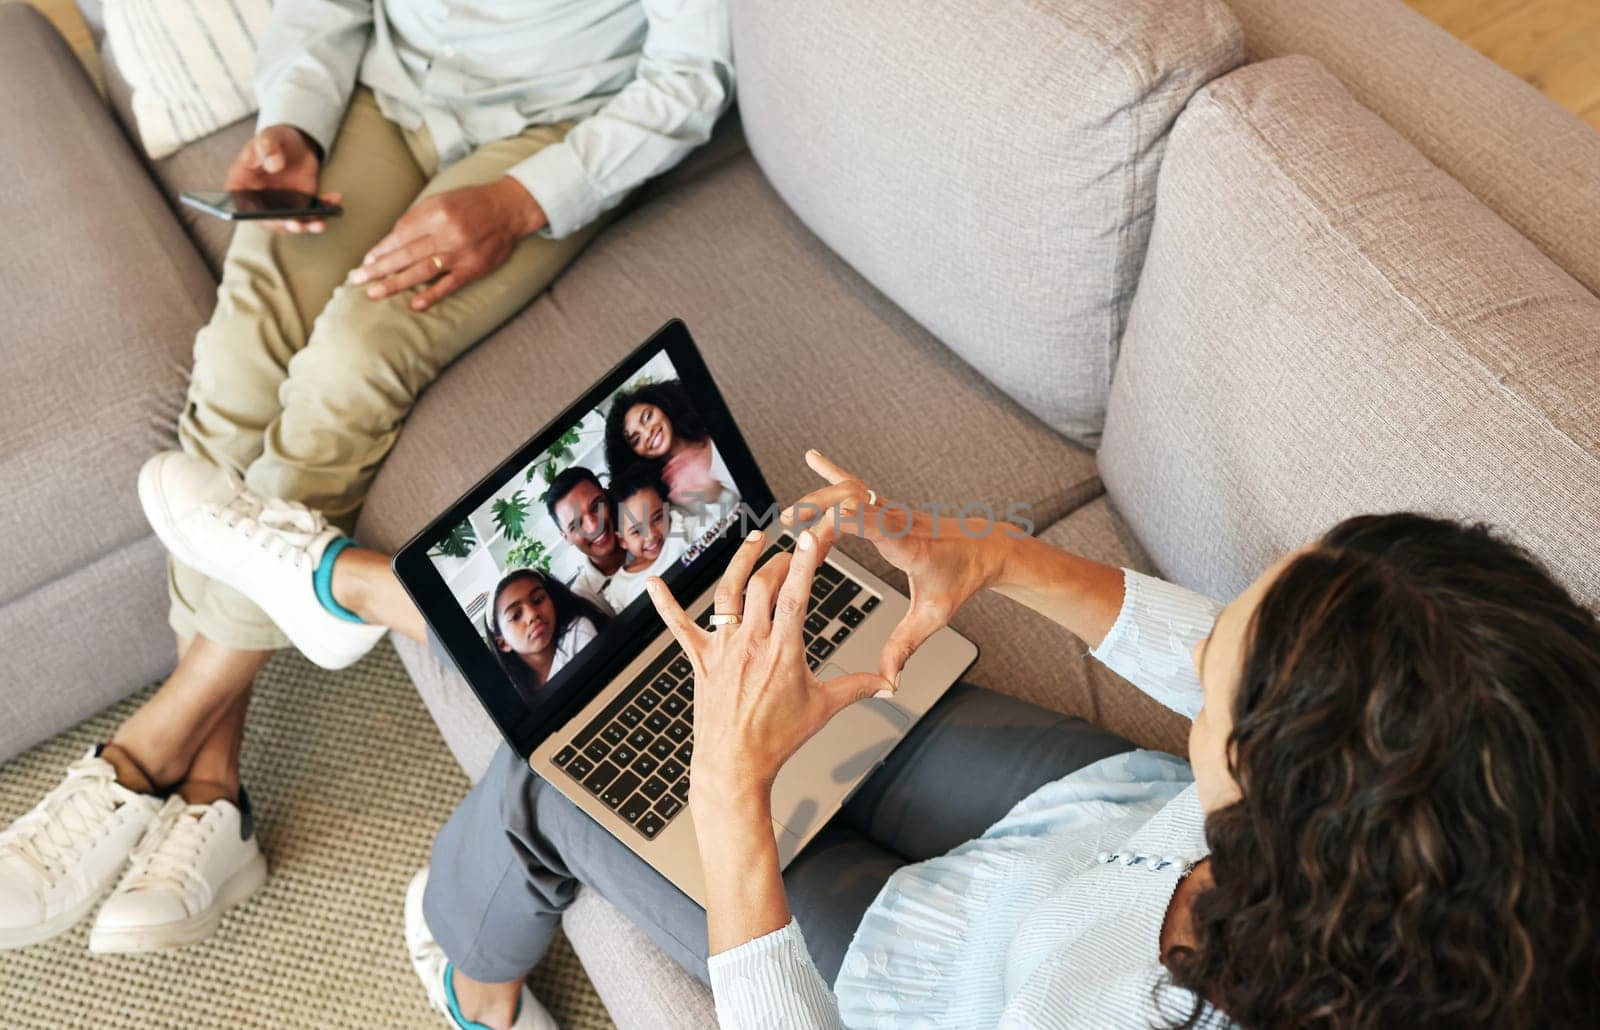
[{"left": 170, "top": 89, "right": 606, "bottom": 650}]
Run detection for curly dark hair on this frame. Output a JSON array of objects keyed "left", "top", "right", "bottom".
[
  {"left": 485, "top": 568, "right": 610, "bottom": 705},
  {"left": 603, "top": 378, "right": 709, "bottom": 477},
  {"left": 1163, "top": 513, "right": 1600, "bottom": 1027}
]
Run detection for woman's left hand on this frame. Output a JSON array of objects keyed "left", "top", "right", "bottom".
[
  {"left": 663, "top": 447, "right": 720, "bottom": 508},
  {"left": 646, "top": 528, "right": 891, "bottom": 807}
]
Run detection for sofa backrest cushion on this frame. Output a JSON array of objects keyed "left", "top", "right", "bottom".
[
  {"left": 732, "top": 0, "right": 1243, "bottom": 445},
  {"left": 1099, "top": 56, "right": 1600, "bottom": 610},
  {"left": 1225, "top": 0, "right": 1600, "bottom": 303}
]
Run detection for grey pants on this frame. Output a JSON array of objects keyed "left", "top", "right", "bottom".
[{"left": 423, "top": 682, "right": 1134, "bottom": 985}]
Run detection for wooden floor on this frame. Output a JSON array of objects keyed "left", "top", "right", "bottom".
[
  {"left": 13, "top": 0, "right": 1600, "bottom": 130},
  {"left": 1408, "top": 0, "right": 1600, "bottom": 128}
]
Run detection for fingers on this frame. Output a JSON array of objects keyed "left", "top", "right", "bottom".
[
  {"left": 646, "top": 577, "right": 703, "bottom": 661},
  {"left": 818, "top": 671, "right": 896, "bottom": 713},
  {"left": 772, "top": 528, "right": 823, "bottom": 638},
  {"left": 713, "top": 531, "right": 766, "bottom": 620},
  {"left": 352, "top": 234, "right": 436, "bottom": 288},
  {"left": 253, "top": 133, "right": 285, "bottom": 174},
  {"left": 364, "top": 206, "right": 435, "bottom": 265},
  {"left": 787, "top": 450, "right": 891, "bottom": 546},
  {"left": 278, "top": 217, "right": 326, "bottom": 235},
  {"left": 741, "top": 552, "right": 792, "bottom": 635},
  {"left": 805, "top": 449, "right": 862, "bottom": 486},
  {"left": 411, "top": 272, "right": 463, "bottom": 311},
  {"left": 365, "top": 259, "right": 444, "bottom": 302},
  {"left": 878, "top": 598, "right": 946, "bottom": 687},
  {"left": 779, "top": 483, "right": 862, "bottom": 528}
]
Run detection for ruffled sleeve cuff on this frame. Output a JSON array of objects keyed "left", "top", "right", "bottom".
[
  {"left": 708, "top": 919, "right": 844, "bottom": 1029},
  {"left": 1091, "top": 569, "right": 1225, "bottom": 721}
]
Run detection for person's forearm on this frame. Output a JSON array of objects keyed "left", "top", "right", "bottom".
[
  {"left": 254, "top": 0, "right": 374, "bottom": 155},
  {"left": 989, "top": 534, "right": 1126, "bottom": 649},
  {"left": 693, "top": 784, "right": 791, "bottom": 954},
  {"left": 506, "top": 0, "right": 732, "bottom": 238}
]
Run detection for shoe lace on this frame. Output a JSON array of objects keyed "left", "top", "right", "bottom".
[
  {"left": 0, "top": 761, "right": 126, "bottom": 887},
  {"left": 119, "top": 801, "right": 215, "bottom": 898},
  {"left": 211, "top": 490, "right": 328, "bottom": 570}
]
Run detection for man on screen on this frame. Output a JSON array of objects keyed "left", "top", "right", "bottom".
[{"left": 544, "top": 467, "right": 627, "bottom": 614}]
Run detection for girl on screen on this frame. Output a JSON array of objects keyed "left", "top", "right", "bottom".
[
  {"left": 603, "top": 379, "right": 736, "bottom": 523},
  {"left": 485, "top": 569, "right": 611, "bottom": 705},
  {"left": 602, "top": 464, "right": 690, "bottom": 612}
]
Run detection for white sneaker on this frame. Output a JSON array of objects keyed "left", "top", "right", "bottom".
[
  {"left": 404, "top": 870, "right": 555, "bottom": 1030},
  {"left": 138, "top": 450, "right": 386, "bottom": 670},
  {"left": 0, "top": 750, "right": 161, "bottom": 950},
  {"left": 89, "top": 791, "right": 267, "bottom": 953}
]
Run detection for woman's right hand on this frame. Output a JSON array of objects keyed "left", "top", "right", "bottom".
[
  {"left": 782, "top": 450, "right": 1020, "bottom": 685},
  {"left": 223, "top": 124, "right": 340, "bottom": 235}
]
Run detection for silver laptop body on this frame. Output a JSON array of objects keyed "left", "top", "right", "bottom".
[{"left": 528, "top": 528, "right": 975, "bottom": 906}]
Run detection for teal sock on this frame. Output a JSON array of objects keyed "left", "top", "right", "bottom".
[
  {"left": 442, "top": 962, "right": 520, "bottom": 1030},
  {"left": 312, "top": 536, "right": 365, "bottom": 624}
]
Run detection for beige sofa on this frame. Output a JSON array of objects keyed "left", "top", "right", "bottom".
[{"left": 3, "top": 0, "right": 1597, "bottom": 1024}]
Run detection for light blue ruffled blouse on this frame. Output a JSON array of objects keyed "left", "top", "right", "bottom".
[{"left": 709, "top": 570, "right": 1230, "bottom": 1028}]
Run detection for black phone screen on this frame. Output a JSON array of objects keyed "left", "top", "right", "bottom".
[{"left": 180, "top": 189, "right": 341, "bottom": 220}]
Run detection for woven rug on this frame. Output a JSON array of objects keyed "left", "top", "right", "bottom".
[{"left": 0, "top": 641, "right": 613, "bottom": 1029}]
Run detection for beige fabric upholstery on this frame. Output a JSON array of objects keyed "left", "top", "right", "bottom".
[
  {"left": 562, "top": 888, "right": 717, "bottom": 1030},
  {"left": 1224, "top": 0, "right": 1600, "bottom": 300},
  {"left": 101, "top": 34, "right": 251, "bottom": 274},
  {"left": 0, "top": 4, "right": 214, "bottom": 761},
  {"left": 1100, "top": 56, "right": 1600, "bottom": 610},
  {"left": 731, "top": 0, "right": 1244, "bottom": 443}
]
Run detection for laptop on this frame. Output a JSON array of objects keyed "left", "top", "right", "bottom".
[{"left": 392, "top": 320, "right": 976, "bottom": 906}]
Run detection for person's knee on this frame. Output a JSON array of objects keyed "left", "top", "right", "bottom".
[{"left": 287, "top": 289, "right": 439, "bottom": 417}]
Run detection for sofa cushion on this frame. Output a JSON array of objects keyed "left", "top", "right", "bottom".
[
  {"left": 1225, "top": 0, "right": 1600, "bottom": 301},
  {"left": 731, "top": 0, "right": 1243, "bottom": 444},
  {"left": 0, "top": 538, "right": 180, "bottom": 764},
  {"left": 360, "top": 153, "right": 1104, "bottom": 778},
  {"left": 561, "top": 887, "right": 715, "bottom": 1030},
  {"left": 0, "top": 3, "right": 212, "bottom": 608},
  {"left": 1100, "top": 56, "right": 1600, "bottom": 610},
  {"left": 0, "top": 3, "right": 215, "bottom": 759},
  {"left": 101, "top": 32, "right": 251, "bottom": 275}
]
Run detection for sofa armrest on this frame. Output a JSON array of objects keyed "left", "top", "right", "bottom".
[
  {"left": 1226, "top": 0, "right": 1600, "bottom": 300},
  {"left": 561, "top": 887, "right": 716, "bottom": 1029},
  {"left": 1100, "top": 57, "right": 1600, "bottom": 611}
]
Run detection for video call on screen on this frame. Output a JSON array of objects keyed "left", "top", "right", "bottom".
[{"left": 426, "top": 351, "right": 742, "bottom": 708}]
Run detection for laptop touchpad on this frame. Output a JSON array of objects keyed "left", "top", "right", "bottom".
[{"left": 769, "top": 665, "right": 910, "bottom": 837}]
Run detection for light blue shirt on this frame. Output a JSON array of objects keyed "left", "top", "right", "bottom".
[
  {"left": 709, "top": 571, "right": 1233, "bottom": 1028},
  {"left": 253, "top": 0, "right": 733, "bottom": 238}
]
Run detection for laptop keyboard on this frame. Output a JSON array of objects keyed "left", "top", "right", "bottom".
[{"left": 550, "top": 534, "right": 882, "bottom": 840}]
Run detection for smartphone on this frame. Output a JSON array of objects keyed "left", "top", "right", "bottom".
[{"left": 179, "top": 189, "right": 343, "bottom": 221}]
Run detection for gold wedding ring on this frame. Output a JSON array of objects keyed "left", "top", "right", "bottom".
[
  {"left": 431, "top": 254, "right": 444, "bottom": 272},
  {"left": 707, "top": 613, "right": 741, "bottom": 627}
]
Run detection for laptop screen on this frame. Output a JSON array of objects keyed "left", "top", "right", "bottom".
[{"left": 393, "top": 321, "right": 775, "bottom": 758}]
